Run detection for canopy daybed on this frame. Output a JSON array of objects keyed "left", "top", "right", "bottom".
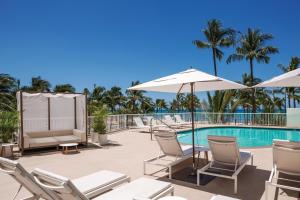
[{"left": 17, "top": 91, "right": 88, "bottom": 152}]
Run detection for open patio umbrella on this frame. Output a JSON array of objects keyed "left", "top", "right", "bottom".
[
  {"left": 254, "top": 68, "right": 300, "bottom": 88},
  {"left": 128, "top": 68, "right": 247, "bottom": 168}
]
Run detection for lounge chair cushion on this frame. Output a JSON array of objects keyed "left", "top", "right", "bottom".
[
  {"left": 94, "top": 177, "right": 172, "bottom": 200},
  {"left": 72, "top": 170, "right": 128, "bottom": 195}
]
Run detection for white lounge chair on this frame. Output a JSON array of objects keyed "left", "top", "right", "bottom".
[
  {"left": 134, "top": 117, "right": 165, "bottom": 132},
  {"left": 164, "top": 115, "right": 189, "bottom": 128},
  {"left": 144, "top": 130, "right": 209, "bottom": 179},
  {"left": 197, "top": 136, "right": 253, "bottom": 194},
  {"left": 0, "top": 157, "right": 57, "bottom": 200},
  {"left": 174, "top": 115, "right": 191, "bottom": 126},
  {"left": 265, "top": 139, "right": 300, "bottom": 200},
  {"left": 32, "top": 168, "right": 174, "bottom": 200}
]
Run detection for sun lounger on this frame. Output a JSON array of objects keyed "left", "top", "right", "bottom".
[
  {"left": 32, "top": 168, "right": 174, "bottom": 200},
  {"left": 0, "top": 157, "right": 57, "bottom": 200},
  {"left": 265, "top": 139, "right": 300, "bottom": 200},
  {"left": 144, "top": 130, "right": 209, "bottom": 179},
  {"left": 164, "top": 115, "right": 189, "bottom": 128},
  {"left": 134, "top": 117, "right": 165, "bottom": 132},
  {"left": 197, "top": 136, "right": 253, "bottom": 193},
  {"left": 174, "top": 115, "right": 191, "bottom": 126}
]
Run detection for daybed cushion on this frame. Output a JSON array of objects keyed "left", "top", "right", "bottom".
[
  {"left": 24, "top": 129, "right": 86, "bottom": 149},
  {"left": 54, "top": 135, "right": 81, "bottom": 143},
  {"left": 72, "top": 170, "right": 128, "bottom": 195},
  {"left": 94, "top": 177, "right": 172, "bottom": 200},
  {"left": 29, "top": 137, "right": 59, "bottom": 148},
  {"left": 26, "top": 131, "right": 53, "bottom": 138}
]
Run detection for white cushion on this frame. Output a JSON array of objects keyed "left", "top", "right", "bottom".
[
  {"left": 54, "top": 135, "right": 81, "bottom": 143},
  {"left": 29, "top": 137, "right": 58, "bottom": 147},
  {"left": 72, "top": 170, "right": 127, "bottom": 194},
  {"left": 94, "top": 178, "right": 172, "bottom": 200}
]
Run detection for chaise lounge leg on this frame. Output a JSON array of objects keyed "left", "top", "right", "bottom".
[
  {"left": 265, "top": 181, "right": 268, "bottom": 200},
  {"left": 169, "top": 166, "right": 172, "bottom": 179},
  {"left": 234, "top": 177, "right": 237, "bottom": 194}
]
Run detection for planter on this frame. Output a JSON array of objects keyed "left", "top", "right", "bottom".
[
  {"left": 98, "top": 134, "right": 108, "bottom": 146},
  {"left": 91, "top": 132, "right": 98, "bottom": 143}
]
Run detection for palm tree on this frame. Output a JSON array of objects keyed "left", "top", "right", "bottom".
[
  {"left": 0, "top": 74, "right": 18, "bottom": 111},
  {"left": 227, "top": 28, "right": 279, "bottom": 112},
  {"left": 126, "top": 81, "right": 145, "bottom": 113},
  {"left": 277, "top": 56, "right": 300, "bottom": 108},
  {"left": 182, "top": 94, "right": 201, "bottom": 112},
  {"left": 22, "top": 76, "right": 51, "bottom": 92},
  {"left": 91, "top": 85, "right": 106, "bottom": 103},
  {"left": 104, "top": 86, "right": 125, "bottom": 113},
  {"left": 155, "top": 99, "right": 168, "bottom": 113},
  {"left": 53, "top": 84, "right": 76, "bottom": 93},
  {"left": 193, "top": 19, "right": 235, "bottom": 76},
  {"left": 140, "top": 97, "right": 155, "bottom": 113}
]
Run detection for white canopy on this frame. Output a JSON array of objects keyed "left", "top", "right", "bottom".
[
  {"left": 17, "top": 92, "right": 87, "bottom": 133},
  {"left": 128, "top": 68, "right": 247, "bottom": 93},
  {"left": 254, "top": 68, "right": 300, "bottom": 88}
]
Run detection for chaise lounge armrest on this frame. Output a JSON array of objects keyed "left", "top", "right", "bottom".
[{"left": 73, "top": 129, "right": 86, "bottom": 142}]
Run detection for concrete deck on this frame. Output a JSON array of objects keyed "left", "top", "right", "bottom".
[{"left": 0, "top": 129, "right": 298, "bottom": 200}]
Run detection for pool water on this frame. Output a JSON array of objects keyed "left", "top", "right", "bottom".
[{"left": 177, "top": 127, "right": 300, "bottom": 147}]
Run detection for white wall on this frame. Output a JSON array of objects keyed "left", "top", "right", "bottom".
[{"left": 287, "top": 108, "right": 300, "bottom": 128}]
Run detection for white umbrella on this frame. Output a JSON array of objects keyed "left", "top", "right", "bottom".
[
  {"left": 128, "top": 68, "right": 247, "bottom": 168},
  {"left": 254, "top": 68, "right": 300, "bottom": 88}
]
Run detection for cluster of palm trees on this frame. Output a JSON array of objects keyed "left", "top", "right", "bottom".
[
  {"left": 0, "top": 75, "right": 206, "bottom": 114},
  {"left": 193, "top": 19, "right": 299, "bottom": 113},
  {"left": 1, "top": 19, "right": 299, "bottom": 114}
]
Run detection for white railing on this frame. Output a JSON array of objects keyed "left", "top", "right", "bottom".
[{"left": 88, "top": 112, "right": 287, "bottom": 133}]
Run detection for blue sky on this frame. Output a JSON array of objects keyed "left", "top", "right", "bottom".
[{"left": 1, "top": 0, "right": 300, "bottom": 100}]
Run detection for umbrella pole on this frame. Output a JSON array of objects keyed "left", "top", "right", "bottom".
[{"left": 190, "top": 83, "right": 196, "bottom": 171}]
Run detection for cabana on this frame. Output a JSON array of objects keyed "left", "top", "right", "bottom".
[{"left": 17, "top": 91, "right": 88, "bottom": 152}]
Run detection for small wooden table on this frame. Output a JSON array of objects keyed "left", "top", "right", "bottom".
[{"left": 59, "top": 143, "right": 79, "bottom": 154}]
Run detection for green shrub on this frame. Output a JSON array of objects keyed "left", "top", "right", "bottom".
[
  {"left": 0, "top": 112, "right": 18, "bottom": 143},
  {"left": 92, "top": 106, "right": 108, "bottom": 135}
]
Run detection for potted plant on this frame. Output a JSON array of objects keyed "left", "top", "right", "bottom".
[
  {"left": 92, "top": 106, "right": 108, "bottom": 146},
  {"left": 0, "top": 111, "right": 18, "bottom": 157}
]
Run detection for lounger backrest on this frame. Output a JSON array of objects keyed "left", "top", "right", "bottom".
[
  {"left": 154, "top": 130, "right": 183, "bottom": 157},
  {"left": 145, "top": 116, "right": 154, "bottom": 125},
  {"left": 31, "top": 168, "right": 88, "bottom": 200},
  {"left": 208, "top": 136, "right": 241, "bottom": 165},
  {"left": 164, "top": 115, "right": 175, "bottom": 124},
  {"left": 273, "top": 139, "right": 300, "bottom": 175},
  {"left": 134, "top": 117, "right": 145, "bottom": 127},
  {"left": 174, "top": 115, "right": 184, "bottom": 123},
  {"left": 0, "top": 157, "right": 55, "bottom": 200}
]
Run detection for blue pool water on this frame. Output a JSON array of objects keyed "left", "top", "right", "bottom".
[{"left": 177, "top": 127, "right": 300, "bottom": 147}]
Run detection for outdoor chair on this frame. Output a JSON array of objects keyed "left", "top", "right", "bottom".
[
  {"left": 265, "top": 139, "right": 300, "bottom": 200},
  {"left": 174, "top": 115, "right": 191, "bottom": 126},
  {"left": 32, "top": 168, "right": 174, "bottom": 200},
  {"left": 163, "top": 115, "right": 189, "bottom": 128},
  {"left": 144, "top": 130, "right": 209, "bottom": 179},
  {"left": 134, "top": 117, "right": 165, "bottom": 132},
  {"left": 0, "top": 157, "right": 57, "bottom": 200},
  {"left": 197, "top": 135, "right": 253, "bottom": 194}
]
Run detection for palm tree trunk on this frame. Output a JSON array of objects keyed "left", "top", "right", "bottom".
[
  {"left": 212, "top": 48, "right": 218, "bottom": 76},
  {"left": 249, "top": 59, "right": 256, "bottom": 113}
]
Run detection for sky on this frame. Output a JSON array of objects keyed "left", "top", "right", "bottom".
[{"left": 1, "top": 0, "right": 300, "bottom": 100}]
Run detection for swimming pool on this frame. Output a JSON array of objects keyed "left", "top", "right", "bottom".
[{"left": 177, "top": 127, "right": 300, "bottom": 147}]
